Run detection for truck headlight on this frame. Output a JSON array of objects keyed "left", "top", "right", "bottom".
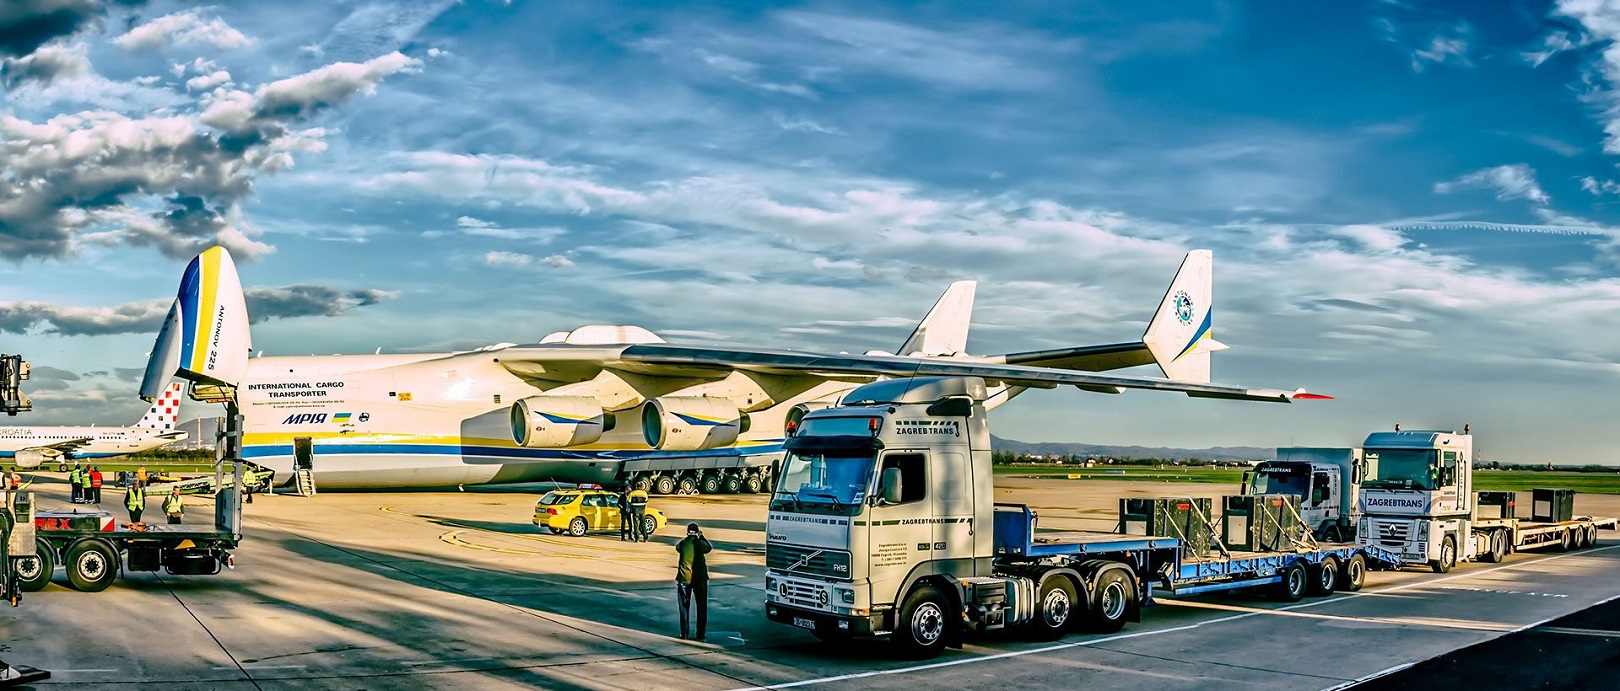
[
  {"left": 766, "top": 576, "right": 776, "bottom": 592},
  {"left": 839, "top": 588, "right": 855, "bottom": 604}
]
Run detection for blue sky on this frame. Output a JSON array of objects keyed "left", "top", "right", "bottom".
[{"left": 3, "top": 0, "right": 1619, "bottom": 462}]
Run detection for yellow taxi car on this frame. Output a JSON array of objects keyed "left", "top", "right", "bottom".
[{"left": 533, "top": 487, "right": 668, "bottom": 537}]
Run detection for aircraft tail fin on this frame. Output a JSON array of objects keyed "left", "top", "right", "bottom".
[
  {"left": 1143, "top": 249, "right": 1228, "bottom": 383},
  {"left": 897, "top": 280, "right": 976, "bottom": 357},
  {"left": 140, "top": 246, "right": 252, "bottom": 402},
  {"left": 134, "top": 382, "right": 185, "bottom": 430}
]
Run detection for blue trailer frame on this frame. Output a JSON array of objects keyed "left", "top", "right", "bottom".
[{"left": 992, "top": 503, "right": 1403, "bottom": 599}]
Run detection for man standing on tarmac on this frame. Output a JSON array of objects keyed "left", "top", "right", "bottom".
[
  {"left": 675, "top": 522, "right": 712, "bottom": 641},
  {"left": 69, "top": 463, "right": 83, "bottom": 503},
  {"left": 88, "top": 466, "right": 102, "bottom": 504},
  {"left": 125, "top": 479, "right": 146, "bottom": 524},
  {"left": 618, "top": 488, "right": 632, "bottom": 541},
  {"left": 163, "top": 487, "right": 184, "bottom": 525},
  {"left": 627, "top": 485, "right": 650, "bottom": 542}
]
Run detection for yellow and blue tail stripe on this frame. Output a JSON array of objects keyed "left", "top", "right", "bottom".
[
  {"left": 1173, "top": 309, "right": 1214, "bottom": 362},
  {"left": 177, "top": 247, "right": 224, "bottom": 374}
]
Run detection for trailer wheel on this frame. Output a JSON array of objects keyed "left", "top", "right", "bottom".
[
  {"left": 1272, "top": 562, "right": 1307, "bottom": 602},
  {"left": 652, "top": 474, "right": 676, "bottom": 495},
  {"left": 1308, "top": 557, "right": 1339, "bottom": 597},
  {"left": 568, "top": 517, "right": 589, "bottom": 537},
  {"left": 700, "top": 474, "right": 722, "bottom": 495},
  {"left": 65, "top": 540, "right": 118, "bottom": 592},
  {"left": 1430, "top": 535, "right": 1456, "bottom": 573},
  {"left": 744, "top": 474, "right": 764, "bottom": 494},
  {"left": 1479, "top": 530, "right": 1506, "bottom": 563},
  {"left": 1559, "top": 529, "right": 1575, "bottom": 552},
  {"left": 1031, "top": 577, "right": 1077, "bottom": 640},
  {"left": 893, "top": 585, "right": 949, "bottom": 660},
  {"left": 1084, "top": 568, "right": 1134, "bottom": 633},
  {"left": 1342, "top": 553, "right": 1367, "bottom": 592},
  {"left": 14, "top": 539, "right": 54, "bottom": 592},
  {"left": 723, "top": 473, "right": 743, "bottom": 494},
  {"left": 1586, "top": 525, "right": 1600, "bottom": 548}
]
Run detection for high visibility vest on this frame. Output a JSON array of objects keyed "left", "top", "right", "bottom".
[
  {"left": 70, "top": 468, "right": 83, "bottom": 485},
  {"left": 90, "top": 471, "right": 102, "bottom": 488},
  {"left": 125, "top": 485, "right": 145, "bottom": 511},
  {"left": 163, "top": 493, "right": 183, "bottom": 515},
  {"left": 628, "top": 489, "right": 649, "bottom": 507}
]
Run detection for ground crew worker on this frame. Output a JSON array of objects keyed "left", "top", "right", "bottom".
[
  {"left": 125, "top": 480, "right": 146, "bottom": 523},
  {"left": 136, "top": 465, "right": 147, "bottom": 487},
  {"left": 88, "top": 466, "right": 103, "bottom": 504},
  {"left": 6, "top": 468, "right": 19, "bottom": 491},
  {"left": 675, "top": 522, "right": 712, "bottom": 641},
  {"left": 69, "top": 463, "right": 84, "bottom": 503},
  {"left": 163, "top": 487, "right": 184, "bottom": 524},
  {"left": 627, "top": 486, "right": 650, "bottom": 542},
  {"left": 618, "top": 488, "right": 632, "bottom": 541}
]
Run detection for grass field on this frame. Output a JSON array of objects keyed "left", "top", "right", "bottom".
[{"left": 996, "top": 465, "right": 1620, "bottom": 495}]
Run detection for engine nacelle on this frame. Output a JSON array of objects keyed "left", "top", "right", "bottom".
[
  {"left": 641, "top": 397, "right": 750, "bottom": 451},
  {"left": 12, "top": 448, "right": 56, "bottom": 469},
  {"left": 785, "top": 401, "right": 833, "bottom": 436},
  {"left": 510, "top": 396, "right": 611, "bottom": 448}
]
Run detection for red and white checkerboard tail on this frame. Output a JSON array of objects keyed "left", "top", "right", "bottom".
[{"left": 135, "top": 381, "right": 185, "bottom": 430}]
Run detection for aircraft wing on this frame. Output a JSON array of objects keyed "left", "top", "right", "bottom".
[
  {"left": 25, "top": 438, "right": 94, "bottom": 455},
  {"left": 596, "top": 343, "right": 1325, "bottom": 402}
]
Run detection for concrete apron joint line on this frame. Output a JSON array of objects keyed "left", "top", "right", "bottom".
[
  {"left": 157, "top": 571, "right": 268, "bottom": 691},
  {"left": 724, "top": 543, "right": 1620, "bottom": 691}
]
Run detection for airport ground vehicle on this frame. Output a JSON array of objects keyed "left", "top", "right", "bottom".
[
  {"left": 1357, "top": 428, "right": 1616, "bottom": 572},
  {"left": 9, "top": 460, "right": 248, "bottom": 593},
  {"left": 533, "top": 487, "right": 668, "bottom": 536},
  {"left": 762, "top": 377, "right": 1400, "bottom": 659},
  {"left": 1243, "top": 447, "right": 1362, "bottom": 541}
]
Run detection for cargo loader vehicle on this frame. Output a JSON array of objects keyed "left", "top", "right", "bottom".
[{"left": 762, "top": 376, "right": 1400, "bottom": 659}]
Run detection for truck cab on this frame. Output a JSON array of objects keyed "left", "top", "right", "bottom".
[
  {"left": 1244, "top": 448, "right": 1362, "bottom": 542},
  {"left": 1357, "top": 429, "right": 1474, "bottom": 572},
  {"left": 764, "top": 377, "right": 994, "bottom": 651}
]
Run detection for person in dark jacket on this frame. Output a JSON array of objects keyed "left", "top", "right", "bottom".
[
  {"left": 674, "top": 522, "right": 712, "bottom": 640},
  {"left": 618, "top": 489, "right": 632, "bottom": 541}
]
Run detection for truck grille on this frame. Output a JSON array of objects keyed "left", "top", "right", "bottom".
[
  {"left": 775, "top": 579, "right": 830, "bottom": 610},
  {"left": 767, "top": 544, "right": 852, "bottom": 580},
  {"left": 1369, "top": 519, "right": 1410, "bottom": 548}
]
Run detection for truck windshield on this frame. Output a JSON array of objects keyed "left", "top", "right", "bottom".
[
  {"left": 1363, "top": 449, "right": 1436, "bottom": 490},
  {"left": 1250, "top": 467, "right": 1309, "bottom": 496},
  {"left": 773, "top": 450, "right": 875, "bottom": 510}
]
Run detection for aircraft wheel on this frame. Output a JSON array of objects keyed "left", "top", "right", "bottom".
[
  {"left": 677, "top": 475, "right": 698, "bottom": 495},
  {"left": 744, "top": 474, "right": 764, "bottom": 494},
  {"left": 722, "top": 473, "right": 743, "bottom": 493},
  {"left": 631, "top": 475, "right": 652, "bottom": 493},
  {"left": 653, "top": 475, "right": 676, "bottom": 495},
  {"left": 700, "top": 474, "right": 722, "bottom": 494}
]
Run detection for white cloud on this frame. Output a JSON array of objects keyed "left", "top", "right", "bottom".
[
  {"left": 1433, "top": 164, "right": 1550, "bottom": 204},
  {"left": 185, "top": 70, "right": 231, "bottom": 91},
  {"left": 1581, "top": 175, "right": 1620, "bottom": 195},
  {"left": 1, "top": 42, "right": 90, "bottom": 88},
  {"left": 1523, "top": 30, "right": 1577, "bottom": 67},
  {"left": 1549, "top": 1, "right": 1620, "bottom": 153},
  {"left": 114, "top": 10, "right": 254, "bottom": 53},
  {"left": 484, "top": 251, "right": 532, "bottom": 266}
]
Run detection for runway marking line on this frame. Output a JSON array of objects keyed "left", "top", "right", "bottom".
[{"left": 723, "top": 544, "right": 1620, "bottom": 691}]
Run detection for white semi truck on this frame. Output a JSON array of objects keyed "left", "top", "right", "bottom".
[
  {"left": 1357, "top": 427, "right": 1616, "bottom": 572},
  {"left": 1243, "top": 447, "right": 1363, "bottom": 542},
  {"left": 762, "top": 376, "right": 1400, "bottom": 659}
]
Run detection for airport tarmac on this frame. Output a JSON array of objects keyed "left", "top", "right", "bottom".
[{"left": 4, "top": 475, "right": 1620, "bottom": 689}]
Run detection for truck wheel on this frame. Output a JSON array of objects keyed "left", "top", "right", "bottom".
[
  {"left": 1586, "top": 525, "right": 1599, "bottom": 548},
  {"left": 1308, "top": 557, "right": 1339, "bottom": 597},
  {"left": 653, "top": 475, "right": 676, "bottom": 495},
  {"left": 744, "top": 474, "right": 764, "bottom": 494},
  {"left": 1342, "top": 553, "right": 1367, "bottom": 592},
  {"left": 723, "top": 473, "right": 743, "bottom": 494},
  {"left": 14, "top": 540, "right": 54, "bottom": 592},
  {"left": 65, "top": 540, "right": 118, "bottom": 592},
  {"left": 1273, "top": 562, "right": 1307, "bottom": 602},
  {"left": 1482, "top": 530, "right": 1508, "bottom": 563},
  {"left": 1559, "top": 529, "right": 1575, "bottom": 552},
  {"left": 677, "top": 475, "right": 699, "bottom": 495},
  {"left": 1430, "top": 535, "right": 1456, "bottom": 573},
  {"left": 700, "top": 474, "right": 722, "bottom": 494},
  {"left": 892, "top": 585, "right": 949, "bottom": 660},
  {"left": 1032, "top": 577, "right": 1077, "bottom": 640},
  {"left": 631, "top": 475, "right": 653, "bottom": 493},
  {"left": 568, "top": 517, "right": 589, "bottom": 537},
  {"left": 1084, "top": 568, "right": 1134, "bottom": 633}
]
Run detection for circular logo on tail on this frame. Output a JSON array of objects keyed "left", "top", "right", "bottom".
[{"left": 1173, "top": 291, "right": 1194, "bottom": 325}]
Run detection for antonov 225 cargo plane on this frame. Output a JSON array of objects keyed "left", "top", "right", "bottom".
[
  {"left": 0, "top": 382, "right": 188, "bottom": 469},
  {"left": 139, "top": 247, "right": 1324, "bottom": 493}
]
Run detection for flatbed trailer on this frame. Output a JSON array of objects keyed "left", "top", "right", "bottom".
[
  {"left": 1469, "top": 515, "right": 1618, "bottom": 559},
  {"left": 8, "top": 461, "right": 247, "bottom": 593},
  {"left": 993, "top": 504, "right": 1404, "bottom": 601}
]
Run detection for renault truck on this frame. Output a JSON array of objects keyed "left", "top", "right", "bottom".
[{"left": 762, "top": 376, "right": 1399, "bottom": 659}]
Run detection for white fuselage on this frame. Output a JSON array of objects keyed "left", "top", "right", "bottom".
[
  {"left": 238, "top": 350, "right": 853, "bottom": 489},
  {"left": 0, "top": 426, "right": 184, "bottom": 461}
]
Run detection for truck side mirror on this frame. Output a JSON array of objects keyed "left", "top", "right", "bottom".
[
  {"left": 878, "top": 467, "right": 903, "bottom": 505},
  {"left": 926, "top": 396, "right": 973, "bottom": 417},
  {"left": 1240, "top": 471, "right": 1251, "bottom": 494}
]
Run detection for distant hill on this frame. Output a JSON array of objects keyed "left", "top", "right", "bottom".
[{"left": 992, "top": 435, "right": 1271, "bottom": 462}]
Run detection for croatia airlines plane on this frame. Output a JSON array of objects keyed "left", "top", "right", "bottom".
[
  {"left": 140, "top": 247, "right": 1321, "bottom": 492},
  {"left": 0, "top": 382, "right": 189, "bottom": 469}
]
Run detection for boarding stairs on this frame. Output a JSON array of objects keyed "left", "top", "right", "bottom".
[{"left": 294, "top": 467, "right": 317, "bottom": 497}]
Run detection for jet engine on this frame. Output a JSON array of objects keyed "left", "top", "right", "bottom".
[
  {"left": 784, "top": 401, "right": 833, "bottom": 436},
  {"left": 510, "top": 396, "right": 612, "bottom": 448},
  {"left": 12, "top": 449, "right": 54, "bottom": 470},
  {"left": 641, "top": 397, "right": 750, "bottom": 451}
]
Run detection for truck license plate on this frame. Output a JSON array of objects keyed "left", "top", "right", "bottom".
[{"left": 792, "top": 617, "right": 816, "bottom": 630}]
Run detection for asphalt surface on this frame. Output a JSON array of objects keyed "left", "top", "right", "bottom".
[{"left": 3, "top": 476, "right": 1619, "bottom": 689}]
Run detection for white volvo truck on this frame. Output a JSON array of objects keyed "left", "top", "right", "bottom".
[
  {"left": 1358, "top": 427, "right": 1616, "bottom": 572},
  {"left": 763, "top": 376, "right": 1399, "bottom": 658},
  {"left": 1243, "top": 447, "right": 1363, "bottom": 542}
]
